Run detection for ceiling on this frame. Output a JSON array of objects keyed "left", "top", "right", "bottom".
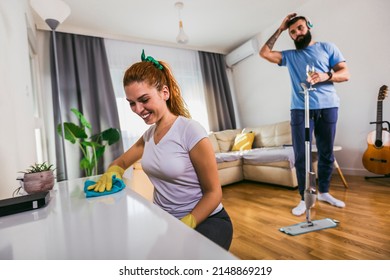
[{"left": 31, "top": 0, "right": 309, "bottom": 54}]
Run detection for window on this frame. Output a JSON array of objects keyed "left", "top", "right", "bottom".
[{"left": 27, "top": 19, "right": 48, "bottom": 163}]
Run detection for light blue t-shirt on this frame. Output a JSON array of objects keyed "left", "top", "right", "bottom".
[
  {"left": 280, "top": 42, "right": 346, "bottom": 109},
  {"left": 141, "top": 116, "right": 223, "bottom": 219}
]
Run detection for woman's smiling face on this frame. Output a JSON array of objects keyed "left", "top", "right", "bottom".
[{"left": 124, "top": 81, "right": 169, "bottom": 125}]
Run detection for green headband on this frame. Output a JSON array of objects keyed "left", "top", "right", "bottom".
[{"left": 141, "top": 49, "right": 163, "bottom": 70}]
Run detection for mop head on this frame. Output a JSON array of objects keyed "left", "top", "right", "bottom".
[{"left": 279, "top": 218, "right": 338, "bottom": 236}]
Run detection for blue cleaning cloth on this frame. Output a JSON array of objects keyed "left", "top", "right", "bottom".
[{"left": 84, "top": 176, "right": 126, "bottom": 198}]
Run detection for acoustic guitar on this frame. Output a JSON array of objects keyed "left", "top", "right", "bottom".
[{"left": 362, "top": 85, "right": 390, "bottom": 175}]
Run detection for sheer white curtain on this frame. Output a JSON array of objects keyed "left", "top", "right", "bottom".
[{"left": 104, "top": 39, "right": 209, "bottom": 150}]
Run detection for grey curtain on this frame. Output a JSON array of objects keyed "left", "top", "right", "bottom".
[
  {"left": 198, "top": 51, "right": 236, "bottom": 131},
  {"left": 50, "top": 32, "right": 123, "bottom": 181}
]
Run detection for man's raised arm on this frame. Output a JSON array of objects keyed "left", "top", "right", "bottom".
[{"left": 259, "top": 13, "right": 297, "bottom": 64}]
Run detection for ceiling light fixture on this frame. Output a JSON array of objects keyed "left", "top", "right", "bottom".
[{"left": 175, "top": 2, "right": 189, "bottom": 44}]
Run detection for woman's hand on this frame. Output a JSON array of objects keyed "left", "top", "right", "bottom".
[{"left": 87, "top": 165, "right": 125, "bottom": 192}]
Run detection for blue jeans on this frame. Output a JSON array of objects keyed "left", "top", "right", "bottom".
[
  {"left": 196, "top": 208, "right": 233, "bottom": 250},
  {"left": 290, "top": 108, "right": 338, "bottom": 200}
]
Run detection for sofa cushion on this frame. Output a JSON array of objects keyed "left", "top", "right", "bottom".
[
  {"left": 215, "top": 151, "right": 243, "bottom": 163},
  {"left": 217, "top": 159, "right": 242, "bottom": 169},
  {"left": 251, "top": 160, "right": 292, "bottom": 168},
  {"left": 208, "top": 132, "right": 220, "bottom": 153},
  {"left": 231, "top": 132, "right": 255, "bottom": 151},
  {"left": 213, "top": 129, "right": 241, "bottom": 152},
  {"left": 242, "top": 121, "right": 291, "bottom": 148},
  {"left": 242, "top": 146, "right": 295, "bottom": 168}
]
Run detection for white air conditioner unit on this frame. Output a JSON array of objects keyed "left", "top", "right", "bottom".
[{"left": 225, "top": 37, "right": 259, "bottom": 67}]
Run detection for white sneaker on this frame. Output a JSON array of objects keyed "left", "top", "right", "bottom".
[
  {"left": 292, "top": 200, "right": 306, "bottom": 216},
  {"left": 318, "top": 193, "right": 345, "bottom": 208}
]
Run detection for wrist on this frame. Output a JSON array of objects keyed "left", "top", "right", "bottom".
[
  {"left": 326, "top": 71, "right": 333, "bottom": 81},
  {"left": 181, "top": 213, "right": 197, "bottom": 228},
  {"left": 107, "top": 165, "right": 125, "bottom": 176}
]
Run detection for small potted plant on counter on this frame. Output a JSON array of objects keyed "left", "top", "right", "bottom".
[{"left": 19, "top": 162, "right": 55, "bottom": 194}]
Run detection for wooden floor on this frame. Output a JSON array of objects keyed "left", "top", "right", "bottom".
[{"left": 222, "top": 174, "right": 390, "bottom": 260}]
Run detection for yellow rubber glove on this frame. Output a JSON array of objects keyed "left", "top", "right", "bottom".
[
  {"left": 87, "top": 165, "right": 124, "bottom": 192},
  {"left": 180, "top": 213, "right": 197, "bottom": 229}
]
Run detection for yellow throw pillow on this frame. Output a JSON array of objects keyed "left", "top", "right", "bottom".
[{"left": 231, "top": 132, "right": 255, "bottom": 151}]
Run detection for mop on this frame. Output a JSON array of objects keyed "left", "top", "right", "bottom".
[{"left": 279, "top": 82, "right": 338, "bottom": 235}]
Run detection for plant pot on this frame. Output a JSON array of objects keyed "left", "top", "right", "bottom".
[{"left": 23, "top": 171, "right": 55, "bottom": 194}]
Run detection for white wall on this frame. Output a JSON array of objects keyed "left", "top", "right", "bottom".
[
  {"left": 0, "top": 0, "right": 38, "bottom": 199},
  {"left": 229, "top": 0, "right": 390, "bottom": 176}
]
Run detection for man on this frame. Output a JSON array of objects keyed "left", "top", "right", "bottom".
[{"left": 259, "top": 13, "right": 350, "bottom": 216}]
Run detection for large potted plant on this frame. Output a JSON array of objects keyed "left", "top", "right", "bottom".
[
  {"left": 57, "top": 108, "right": 121, "bottom": 176},
  {"left": 20, "top": 162, "right": 55, "bottom": 194}
]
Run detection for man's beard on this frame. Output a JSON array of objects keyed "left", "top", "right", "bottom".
[{"left": 294, "top": 30, "right": 312, "bottom": 50}]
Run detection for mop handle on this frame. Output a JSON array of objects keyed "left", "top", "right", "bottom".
[
  {"left": 304, "top": 85, "right": 311, "bottom": 191},
  {"left": 300, "top": 83, "right": 317, "bottom": 191}
]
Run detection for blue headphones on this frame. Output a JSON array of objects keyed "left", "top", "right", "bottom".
[
  {"left": 305, "top": 17, "right": 314, "bottom": 29},
  {"left": 290, "top": 15, "right": 314, "bottom": 29}
]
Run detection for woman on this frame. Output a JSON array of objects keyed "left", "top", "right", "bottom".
[{"left": 89, "top": 50, "right": 233, "bottom": 250}]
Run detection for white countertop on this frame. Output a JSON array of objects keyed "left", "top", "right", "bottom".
[{"left": 0, "top": 176, "right": 237, "bottom": 260}]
